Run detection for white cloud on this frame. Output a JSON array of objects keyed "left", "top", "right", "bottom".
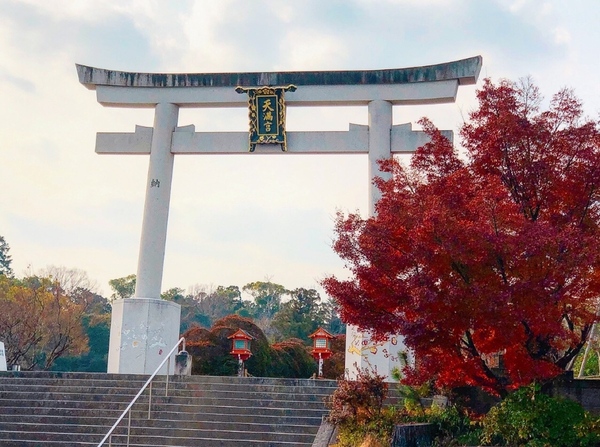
[
  {"left": 553, "top": 26, "right": 571, "bottom": 45},
  {"left": 355, "top": 0, "right": 455, "bottom": 4},
  {"left": 178, "top": 0, "right": 244, "bottom": 72},
  {"left": 6, "top": 0, "right": 113, "bottom": 22},
  {"left": 506, "top": 0, "right": 528, "bottom": 12},
  {"left": 277, "top": 30, "right": 348, "bottom": 70}
]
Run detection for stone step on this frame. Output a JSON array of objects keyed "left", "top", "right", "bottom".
[
  {"left": 0, "top": 371, "right": 338, "bottom": 388},
  {"left": 0, "top": 435, "right": 315, "bottom": 447},
  {"left": 0, "top": 397, "right": 329, "bottom": 414},
  {"left": 0, "top": 371, "right": 181, "bottom": 382},
  {"left": 0, "top": 376, "right": 337, "bottom": 400},
  {"left": 0, "top": 397, "right": 142, "bottom": 411},
  {"left": 0, "top": 379, "right": 333, "bottom": 401},
  {"left": 0, "top": 418, "right": 320, "bottom": 436},
  {"left": 0, "top": 384, "right": 330, "bottom": 402},
  {"left": 156, "top": 394, "right": 328, "bottom": 409},
  {"left": 0, "top": 395, "right": 328, "bottom": 413},
  {"left": 0, "top": 372, "right": 335, "bottom": 446},
  {"left": 0, "top": 401, "right": 327, "bottom": 419},
  {"left": 0, "top": 390, "right": 141, "bottom": 402},
  {"left": 0, "top": 402, "right": 327, "bottom": 422},
  {"left": 0, "top": 425, "right": 318, "bottom": 444},
  {"left": 0, "top": 408, "right": 324, "bottom": 426},
  {"left": 0, "top": 437, "right": 313, "bottom": 447}
]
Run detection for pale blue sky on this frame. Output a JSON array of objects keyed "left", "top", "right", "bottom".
[{"left": 0, "top": 0, "right": 598, "bottom": 297}]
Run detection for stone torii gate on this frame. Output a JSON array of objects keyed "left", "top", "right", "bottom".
[{"left": 77, "top": 56, "right": 482, "bottom": 376}]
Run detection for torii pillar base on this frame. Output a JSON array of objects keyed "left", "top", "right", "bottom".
[
  {"left": 107, "top": 298, "right": 181, "bottom": 375},
  {"left": 345, "top": 325, "right": 411, "bottom": 382}
]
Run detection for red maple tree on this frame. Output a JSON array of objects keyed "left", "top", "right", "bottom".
[{"left": 323, "top": 79, "right": 600, "bottom": 396}]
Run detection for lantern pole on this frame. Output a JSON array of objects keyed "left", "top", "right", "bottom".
[
  {"left": 238, "top": 354, "right": 244, "bottom": 377},
  {"left": 318, "top": 352, "right": 324, "bottom": 379}
]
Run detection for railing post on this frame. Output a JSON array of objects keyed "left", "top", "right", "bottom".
[
  {"left": 148, "top": 381, "right": 152, "bottom": 420},
  {"left": 166, "top": 359, "right": 170, "bottom": 397},
  {"left": 127, "top": 410, "right": 131, "bottom": 447}
]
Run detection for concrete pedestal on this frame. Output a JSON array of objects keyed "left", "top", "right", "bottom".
[
  {"left": 107, "top": 298, "right": 181, "bottom": 374},
  {"left": 0, "top": 342, "right": 6, "bottom": 371}
]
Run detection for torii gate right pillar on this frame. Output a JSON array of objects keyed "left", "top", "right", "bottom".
[{"left": 343, "top": 99, "right": 412, "bottom": 379}]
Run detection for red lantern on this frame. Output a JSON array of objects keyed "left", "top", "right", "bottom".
[
  {"left": 228, "top": 329, "right": 253, "bottom": 376},
  {"left": 309, "top": 327, "right": 334, "bottom": 378}
]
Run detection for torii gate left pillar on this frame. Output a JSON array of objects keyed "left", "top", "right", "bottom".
[
  {"left": 77, "top": 56, "right": 482, "bottom": 376},
  {"left": 107, "top": 102, "right": 182, "bottom": 375}
]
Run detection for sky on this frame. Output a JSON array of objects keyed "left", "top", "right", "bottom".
[{"left": 0, "top": 0, "right": 599, "bottom": 299}]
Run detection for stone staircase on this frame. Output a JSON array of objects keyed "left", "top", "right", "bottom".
[{"left": 0, "top": 371, "right": 337, "bottom": 447}]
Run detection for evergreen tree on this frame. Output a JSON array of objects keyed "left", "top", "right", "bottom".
[{"left": 0, "top": 236, "right": 13, "bottom": 277}]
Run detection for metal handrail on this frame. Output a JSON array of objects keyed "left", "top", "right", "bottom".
[{"left": 97, "top": 337, "right": 186, "bottom": 447}]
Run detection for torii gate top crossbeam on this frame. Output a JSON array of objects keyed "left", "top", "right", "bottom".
[{"left": 76, "top": 56, "right": 482, "bottom": 108}]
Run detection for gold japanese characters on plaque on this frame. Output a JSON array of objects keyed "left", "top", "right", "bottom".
[{"left": 235, "top": 85, "right": 296, "bottom": 152}]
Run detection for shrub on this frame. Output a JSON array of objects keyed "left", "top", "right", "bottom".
[
  {"left": 326, "top": 369, "right": 393, "bottom": 446},
  {"left": 334, "top": 409, "right": 398, "bottom": 447},
  {"left": 427, "top": 405, "right": 475, "bottom": 445},
  {"left": 270, "top": 338, "right": 316, "bottom": 378},
  {"left": 327, "top": 368, "right": 388, "bottom": 425},
  {"left": 327, "top": 370, "right": 482, "bottom": 446},
  {"left": 481, "top": 384, "right": 600, "bottom": 447}
]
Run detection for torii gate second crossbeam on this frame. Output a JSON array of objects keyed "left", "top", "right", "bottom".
[{"left": 77, "top": 56, "right": 482, "bottom": 376}]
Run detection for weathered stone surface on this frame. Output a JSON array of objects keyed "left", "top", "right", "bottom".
[
  {"left": 549, "top": 373, "right": 600, "bottom": 415},
  {"left": 391, "top": 423, "right": 436, "bottom": 447},
  {"left": 311, "top": 419, "right": 337, "bottom": 447},
  {"left": 174, "top": 351, "right": 192, "bottom": 375},
  {"left": 77, "top": 56, "right": 482, "bottom": 89},
  {"left": 0, "top": 341, "right": 6, "bottom": 371}
]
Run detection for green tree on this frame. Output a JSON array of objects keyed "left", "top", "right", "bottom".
[
  {"left": 320, "top": 299, "right": 346, "bottom": 335},
  {"left": 108, "top": 274, "right": 136, "bottom": 300},
  {"left": 243, "top": 281, "right": 287, "bottom": 320},
  {"left": 212, "top": 285, "right": 246, "bottom": 316},
  {"left": 272, "top": 288, "right": 326, "bottom": 341},
  {"left": 271, "top": 338, "right": 317, "bottom": 378},
  {"left": 243, "top": 281, "right": 288, "bottom": 338},
  {"left": 189, "top": 284, "right": 248, "bottom": 327},
  {"left": 0, "top": 235, "right": 13, "bottom": 277},
  {"left": 162, "top": 287, "right": 211, "bottom": 332},
  {"left": 323, "top": 335, "right": 346, "bottom": 379},
  {"left": 161, "top": 287, "right": 186, "bottom": 302}
]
